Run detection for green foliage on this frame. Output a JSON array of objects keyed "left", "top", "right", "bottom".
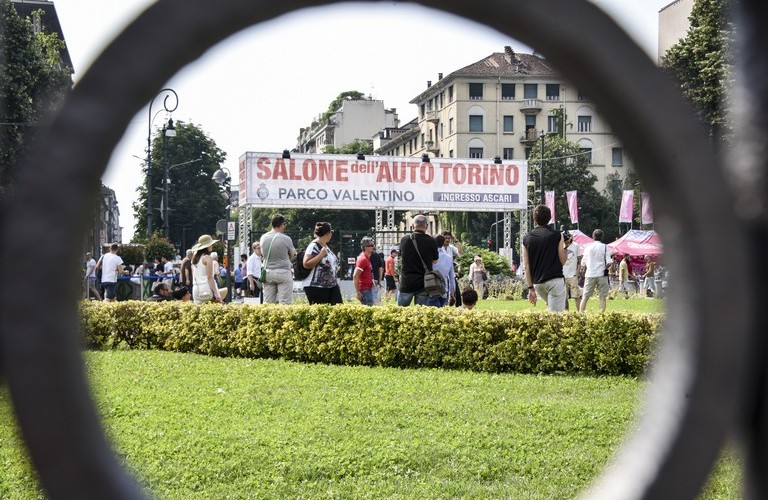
[
  {"left": 458, "top": 245, "right": 513, "bottom": 277},
  {"left": 80, "top": 302, "right": 663, "bottom": 377},
  {"left": 324, "top": 139, "right": 374, "bottom": 155},
  {"left": 144, "top": 234, "right": 175, "bottom": 261},
  {"left": 528, "top": 134, "right": 619, "bottom": 240},
  {"left": 118, "top": 244, "right": 146, "bottom": 267},
  {"left": 320, "top": 90, "right": 366, "bottom": 124},
  {"left": 132, "top": 121, "right": 228, "bottom": 246},
  {"left": 0, "top": 1, "right": 72, "bottom": 195},
  {"left": 662, "top": 0, "right": 734, "bottom": 144}
]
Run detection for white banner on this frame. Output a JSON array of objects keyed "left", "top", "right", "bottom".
[
  {"left": 545, "top": 190, "right": 555, "bottom": 224},
  {"left": 566, "top": 190, "right": 578, "bottom": 224},
  {"left": 239, "top": 152, "right": 528, "bottom": 212}
]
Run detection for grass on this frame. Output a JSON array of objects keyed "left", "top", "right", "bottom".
[{"left": 1, "top": 350, "right": 739, "bottom": 499}]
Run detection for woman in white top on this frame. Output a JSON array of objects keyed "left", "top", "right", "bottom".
[
  {"left": 191, "top": 234, "right": 228, "bottom": 304},
  {"left": 301, "top": 222, "right": 342, "bottom": 304},
  {"left": 468, "top": 256, "right": 487, "bottom": 297}
]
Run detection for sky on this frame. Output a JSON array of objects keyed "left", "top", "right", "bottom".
[{"left": 52, "top": 0, "right": 675, "bottom": 241}]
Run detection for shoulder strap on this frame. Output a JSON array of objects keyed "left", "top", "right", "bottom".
[
  {"left": 263, "top": 233, "right": 278, "bottom": 267},
  {"left": 410, "top": 233, "right": 429, "bottom": 270}
]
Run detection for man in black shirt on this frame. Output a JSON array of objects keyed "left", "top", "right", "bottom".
[
  {"left": 522, "top": 205, "right": 567, "bottom": 311},
  {"left": 397, "top": 214, "right": 439, "bottom": 306}
]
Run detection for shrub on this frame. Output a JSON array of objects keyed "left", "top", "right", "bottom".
[{"left": 80, "top": 302, "right": 663, "bottom": 376}]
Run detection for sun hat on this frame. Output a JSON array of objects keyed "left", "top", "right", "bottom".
[{"left": 191, "top": 234, "right": 217, "bottom": 252}]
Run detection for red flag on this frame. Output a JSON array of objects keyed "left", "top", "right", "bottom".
[
  {"left": 619, "top": 190, "right": 634, "bottom": 223},
  {"left": 545, "top": 191, "right": 555, "bottom": 225},
  {"left": 641, "top": 192, "right": 654, "bottom": 224},
  {"left": 566, "top": 190, "right": 578, "bottom": 224}
]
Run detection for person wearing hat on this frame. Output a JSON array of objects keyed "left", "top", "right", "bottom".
[{"left": 191, "top": 234, "right": 227, "bottom": 304}]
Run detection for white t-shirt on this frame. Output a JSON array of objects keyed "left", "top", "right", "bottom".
[
  {"left": 164, "top": 261, "right": 174, "bottom": 276},
  {"left": 246, "top": 252, "right": 261, "bottom": 277},
  {"left": 101, "top": 253, "right": 124, "bottom": 283},
  {"left": 562, "top": 243, "right": 580, "bottom": 278},
  {"left": 85, "top": 258, "right": 97, "bottom": 278},
  {"left": 581, "top": 242, "right": 612, "bottom": 278}
]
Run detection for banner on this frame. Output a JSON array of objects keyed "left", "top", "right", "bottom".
[
  {"left": 545, "top": 190, "right": 555, "bottom": 225},
  {"left": 619, "top": 190, "right": 634, "bottom": 223},
  {"left": 641, "top": 192, "right": 654, "bottom": 225},
  {"left": 566, "top": 190, "right": 578, "bottom": 224},
  {"left": 239, "top": 152, "right": 528, "bottom": 212}
]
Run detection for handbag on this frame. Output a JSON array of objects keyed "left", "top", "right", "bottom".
[
  {"left": 259, "top": 234, "right": 278, "bottom": 284},
  {"left": 410, "top": 234, "right": 446, "bottom": 298}
]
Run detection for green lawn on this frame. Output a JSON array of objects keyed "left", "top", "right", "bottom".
[{"left": 1, "top": 350, "right": 738, "bottom": 499}]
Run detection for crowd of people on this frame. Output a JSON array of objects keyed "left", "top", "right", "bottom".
[
  {"left": 83, "top": 212, "right": 486, "bottom": 310},
  {"left": 522, "top": 204, "right": 664, "bottom": 313}
]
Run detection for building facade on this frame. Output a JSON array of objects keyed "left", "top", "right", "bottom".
[
  {"left": 296, "top": 98, "right": 398, "bottom": 154},
  {"left": 658, "top": 0, "right": 695, "bottom": 63},
  {"left": 376, "top": 46, "right": 631, "bottom": 193}
]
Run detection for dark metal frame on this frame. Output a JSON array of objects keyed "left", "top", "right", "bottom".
[{"left": 0, "top": 1, "right": 760, "bottom": 498}]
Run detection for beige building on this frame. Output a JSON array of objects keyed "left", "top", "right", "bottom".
[
  {"left": 375, "top": 46, "right": 631, "bottom": 193},
  {"left": 658, "top": 0, "right": 694, "bottom": 63},
  {"left": 296, "top": 98, "right": 398, "bottom": 154}
]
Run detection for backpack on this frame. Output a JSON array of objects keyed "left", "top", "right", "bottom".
[{"left": 294, "top": 244, "right": 316, "bottom": 280}]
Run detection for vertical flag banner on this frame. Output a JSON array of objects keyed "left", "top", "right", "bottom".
[
  {"left": 566, "top": 190, "right": 579, "bottom": 224},
  {"left": 545, "top": 190, "right": 555, "bottom": 224},
  {"left": 619, "top": 190, "right": 634, "bottom": 223},
  {"left": 641, "top": 192, "right": 654, "bottom": 224}
]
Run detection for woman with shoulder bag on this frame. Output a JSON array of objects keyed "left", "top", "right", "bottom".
[
  {"left": 191, "top": 234, "right": 228, "bottom": 305},
  {"left": 301, "top": 222, "right": 343, "bottom": 304}
]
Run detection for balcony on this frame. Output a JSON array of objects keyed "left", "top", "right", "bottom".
[
  {"left": 425, "top": 141, "right": 439, "bottom": 154},
  {"left": 425, "top": 109, "right": 440, "bottom": 123},
  {"left": 519, "top": 99, "right": 543, "bottom": 114},
  {"left": 519, "top": 129, "right": 541, "bottom": 144}
]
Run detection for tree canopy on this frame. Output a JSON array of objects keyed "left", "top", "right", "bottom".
[
  {"left": 132, "top": 121, "right": 227, "bottom": 250},
  {"left": 662, "top": 0, "right": 734, "bottom": 144},
  {"left": 0, "top": 1, "right": 72, "bottom": 196}
]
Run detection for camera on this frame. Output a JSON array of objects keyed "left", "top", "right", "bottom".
[{"left": 562, "top": 228, "right": 572, "bottom": 241}]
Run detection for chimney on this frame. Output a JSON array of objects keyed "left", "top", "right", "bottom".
[
  {"left": 427, "top": 80, "right": 432, "bottom": 87},
  {"left": 438, "top": 72, "right": 443, "bottom": 80},
  {"left": 504, "top": 45, "right": 515, "bottom": 64}
]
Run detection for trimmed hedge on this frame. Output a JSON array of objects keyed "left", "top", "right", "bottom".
[{"left": 79, "top": 302, "right": 663, "bottom": 376}]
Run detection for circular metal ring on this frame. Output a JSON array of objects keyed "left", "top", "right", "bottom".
[{"left": 0, "top": 0, "right": 753, "bottom": 498}]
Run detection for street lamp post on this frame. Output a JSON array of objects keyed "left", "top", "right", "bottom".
[
  {"left": 162, "top": 156, "right": 202, "bottom": 243},
  {"left": 213, "top": 166, "right": 233, "bottom": 303},
  {"left": 146, "top": 88, "right": 178, "bottom": 240},
  {"left": 539, "top": 129, "right": 545, "bottom": 205},
  {"left": 161, "top": 118, "right": 176, "bottom": 239}
]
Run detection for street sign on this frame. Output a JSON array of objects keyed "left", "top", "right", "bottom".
[{"left": 227, "top": 221, "right": 236, "bottom": 241}]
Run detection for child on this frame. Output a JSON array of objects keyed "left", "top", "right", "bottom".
[{"left": 459, "top": 288, "right": 478, "bottom": 311}]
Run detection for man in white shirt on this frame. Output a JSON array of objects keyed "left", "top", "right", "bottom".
[
  {"left": 562, "top": 235, "right": 581, "bottom": 310},
  {"left": 427, "top": 234, "right": 456, "bottom": 307},
  {"left": 98, "top": 243, "right": 124, "bottom": 302},
  {"left": 246, "top": 241, "right": 262, "bottom": 298},
  {"left": 83, "top": 252, "right": 101, "bottom": 300},
  {"left": 579, "top": 229, "right": 614, "bottom": 312},
  {"left": 259, "top": 214, "right": 297, "bottom": 304}
]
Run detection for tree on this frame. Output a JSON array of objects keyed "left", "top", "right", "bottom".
[
  {"left": 0, "top": 1, "right": 72, "bottom": 196},
  {"left": 320, "top": 90, "right": 366, "bottom": 124},
  {"left": 132, "top": 122, "right": 227, "bottom": 249},
  {"left": 662, "top": 0, "right": 734, "bottom": 144},
  {"left": 324, "top": 139, "right": 373, "bottom": 155},
  {"left": 528, "top": 134, "right": 617, "bottom": 239}
]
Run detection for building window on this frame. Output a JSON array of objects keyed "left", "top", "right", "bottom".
[
  {"left": 503, "top": 115, "right": 514, "bottom": 133},
  {"left": 546, "top": 84, "right": 560, "bottom": 100},
  {"left": 421, "top": 133, "right": 425, "bottom": 147},
  {"left": 525, "top": 147, "right": 532, "bottom": 159},
  {"left": 439, "top": 92, "right": 444, "bottom": 108},
  {"left": 448, "top": 85, "right": 454, "bottom": 102},
  {"left": 580, "top": 148, "right": 593, "bottom": 163},
  {"left": 501, "top": 83, "right": 515, "bottom": 100},
  {"left": 449, "top": 149, "right": 454, "bottom": 158},
  {"left": 547, "top": 115, "right": 558, "bottom": 133},
  {"left": 420, "top": 104, "right": 425, "bottom": 118},
  {"left": 449, "top": 117, "right": 454, "bottom": 134},
  {"left": 469, "top": 83, "right": 483, "bottom": 100},
  {"left": 577, "top": 115, "right": 592, "bottom": 132},
  {"left": 469, "top": 115, "right": 483, "bottom": 132},
  {"left": 469, "top": 147, "right": 484, "bottom": 158},
  {"left": 525, "top": 115, "right": 536, "bottom": 134},
  {"left": 612, "top": 147, "right": 623, "bottom": 166},
  {"left": 440, "top": 123, "right": 444, "bottom": 139},
  {"left": 523, "top": 84, "right": 538, "bottom": 99},
  {"left": 427, "top": 98, "right": 433, "bottom": 111},
  {"left": 503, "top": 148, "right": 514, "bottom": 160}
]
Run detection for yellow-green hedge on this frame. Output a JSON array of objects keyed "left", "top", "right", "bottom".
[{"left": 79, "top": 301, "right": 663, "bottom": 376}]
